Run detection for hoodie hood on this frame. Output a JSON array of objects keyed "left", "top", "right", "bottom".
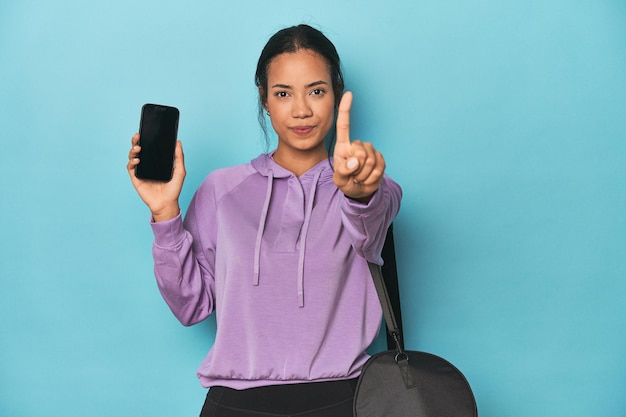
[{"left": 250, "top": 153, "right": 333, "bottom": 307}]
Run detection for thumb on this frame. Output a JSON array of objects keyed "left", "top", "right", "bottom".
[{"left": 346, "top": 156, "right": 359, "bottom": 173}]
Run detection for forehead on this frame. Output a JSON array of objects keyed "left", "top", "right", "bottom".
[{"left": 267, "top": 49, "right": 331, "bottom": 83}]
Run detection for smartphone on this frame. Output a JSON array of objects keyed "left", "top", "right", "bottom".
[{"left": 135, "top": 103, "right": 180, "bottom": 182}]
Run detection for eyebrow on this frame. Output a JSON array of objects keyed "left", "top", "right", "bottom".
[{"left": 271, "top": 80, "right": 329, "bottom": 89}]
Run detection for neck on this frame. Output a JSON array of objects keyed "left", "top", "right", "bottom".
[{"left": 273, "top": 147, "right": 328, "bottom": 177}]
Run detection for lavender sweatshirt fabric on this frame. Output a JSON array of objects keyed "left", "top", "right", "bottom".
[{"left": 150, "top": 153, "right": 402, "bottom": 389}]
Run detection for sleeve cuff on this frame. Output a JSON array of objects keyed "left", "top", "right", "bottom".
[
  {"left": 150, "top": 212, "right": 186, "bottom": 247},
  {"left": 342, "top": 183, "right": 385, "bottom": 216}
]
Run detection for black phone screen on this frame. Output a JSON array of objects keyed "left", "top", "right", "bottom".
[{"left": 135, "top": 104, "right": 179, "bottom": 182}]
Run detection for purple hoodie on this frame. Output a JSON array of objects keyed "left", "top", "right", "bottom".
[{"left": 150, "top": 153, "right": 402, "bottom": 389}]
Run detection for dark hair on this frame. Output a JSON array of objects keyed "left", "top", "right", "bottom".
[{"left": 255, "top": 24, "right": 345, "bottom": 150}]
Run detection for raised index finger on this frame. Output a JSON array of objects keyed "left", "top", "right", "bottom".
[{"left": 336, "top": 91, "right": 352, "bottom": 145}]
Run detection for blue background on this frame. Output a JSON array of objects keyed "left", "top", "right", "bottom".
[{"left": 1, "top": 1, "right": 625, "bottom": 416}]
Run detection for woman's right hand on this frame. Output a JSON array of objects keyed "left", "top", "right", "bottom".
[{"left": 127, "top": 133, "right": 186, "bottom": 222}]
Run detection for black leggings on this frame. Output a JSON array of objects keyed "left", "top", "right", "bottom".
[{"left": 200, "top": 379, "right": 358, "bottom": 417}]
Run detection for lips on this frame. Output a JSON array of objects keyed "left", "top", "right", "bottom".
[{"left": 290, "top": 126, "right": 315, "bottom": 135}]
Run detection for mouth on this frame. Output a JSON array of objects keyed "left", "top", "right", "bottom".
[{"left": 289, "top": 125, "right": 316, "bottom": 136}]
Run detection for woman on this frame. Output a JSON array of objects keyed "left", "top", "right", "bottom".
[{"left": 127, "top": 24, "right": 402, "bottom": 417}]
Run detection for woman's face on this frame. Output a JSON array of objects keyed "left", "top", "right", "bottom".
[{"left": 263, "top": 49, "right": 336, "bottom": 160}]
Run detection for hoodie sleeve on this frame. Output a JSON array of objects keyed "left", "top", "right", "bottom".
[
  {"left": 340, "top": 174, "right": 402, "bottom": 265},
  {"left": 150, "top": 184, "right": 217, "bottom": 326}
]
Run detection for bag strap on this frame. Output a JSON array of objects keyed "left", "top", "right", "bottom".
[{"left": 367, "top": 224, "right": 405, "bottom": 352}]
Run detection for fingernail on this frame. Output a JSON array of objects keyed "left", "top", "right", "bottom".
[{"left": 347, "top": 158, "right": 358, "bottom": 170}]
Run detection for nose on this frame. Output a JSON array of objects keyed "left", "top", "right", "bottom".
[{"left": 292, "top": 96, "right": 313, "bottom": 118}]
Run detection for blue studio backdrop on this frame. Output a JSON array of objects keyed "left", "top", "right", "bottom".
[{"left": 1, "top": 1, "right": 625, "bottom": 416}]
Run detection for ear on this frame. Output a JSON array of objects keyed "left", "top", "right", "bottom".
[
  {"left": 334, "top": 85, "right": 344, "bottom": 110},
  {"left": 258, "top": 86, "right": 268, "bottom": 110}
]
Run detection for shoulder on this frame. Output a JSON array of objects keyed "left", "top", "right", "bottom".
[
  {"left": 207, "top": 163, "right": 256, "bottom": 183},
  {"left": 196, "top": 163, "right": 257, "bottom": 200}
]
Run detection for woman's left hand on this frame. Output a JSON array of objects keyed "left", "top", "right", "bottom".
[{"left": 332, "top": 92, "right": 386, "bottom": 203}]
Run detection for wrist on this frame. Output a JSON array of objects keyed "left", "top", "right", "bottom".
[
  {"left": 346, "top": 193, "right": 373, "bottom": 204},
  {"left": 152, "top": 204, "right": 180, "bottom": 222}
]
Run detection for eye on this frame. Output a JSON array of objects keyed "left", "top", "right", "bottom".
[
  {"left": 310, "top": 88, "right": 326, "bottom": 96},
  {"left": 274, "top": 91, "right": 290, "bottom": 98}
]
